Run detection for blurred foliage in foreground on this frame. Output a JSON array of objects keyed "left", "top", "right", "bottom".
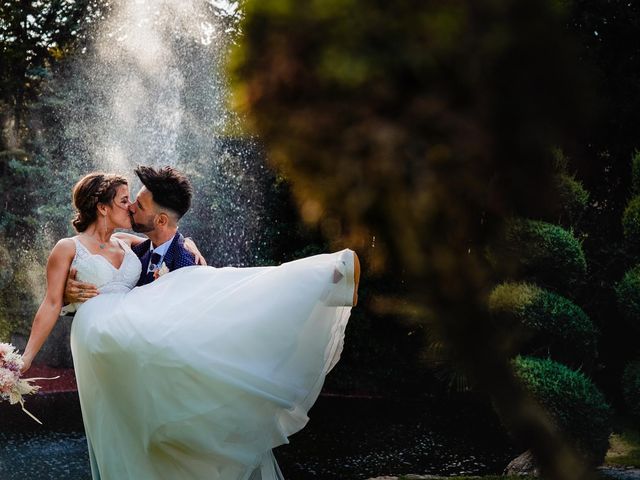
[{"left": 230, "top": 0, "right": 601, "bottom": 478}]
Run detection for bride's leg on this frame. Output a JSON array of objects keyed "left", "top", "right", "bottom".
[{"left": 353, "top": 251, "right": 360, "bottom": 307}]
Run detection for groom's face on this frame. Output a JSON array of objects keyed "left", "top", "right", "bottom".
[{"left": 129, "top": 187, "right": 157, "bottom": 233}]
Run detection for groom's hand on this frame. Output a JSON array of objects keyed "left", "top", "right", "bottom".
[{"left": 64, "top": 268, "right": 99, "bottom": 304}]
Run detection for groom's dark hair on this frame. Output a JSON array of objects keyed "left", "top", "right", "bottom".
[{"left": 135, "top": 165, "right": 193, "bottom": 219}]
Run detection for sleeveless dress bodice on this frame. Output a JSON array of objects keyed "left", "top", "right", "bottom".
[{"left": 71, "top": 238, "right": 141, "bottom": 295}]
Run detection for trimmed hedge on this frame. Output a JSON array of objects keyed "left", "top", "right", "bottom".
[
  {"left": 492, "top": 219, "right": 587, "bottom": 295},
  {"left": 615, "top": 266, "right": 640, "bottom": 333},
  {"left": 513, "top": 356, "right": 612, "bottom": 466},
  {"left": 622, "top": 360, "right": 640, "bottom": 420},
  {"left": 489, "top": 283, "right": 598, "bottom": 366},
  {"left": 553, "top": 172, "right": 589, "bottom": 227},
  {"left": 489, "top": 282, "right": 538, "bottom": 314}
]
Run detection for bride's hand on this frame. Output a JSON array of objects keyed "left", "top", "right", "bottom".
[
  {"left": 184, "top": 237, "right": 207, "bottom": 266},
  {"left": 20, "top": 355, "right": 32, "bottom": 374}
]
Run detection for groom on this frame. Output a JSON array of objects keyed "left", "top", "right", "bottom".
[
  {"left": 128, "top": 165, "right": 199, "bottom": 286},
  {"left": 64, "top": 165, "right": 202, "bottom": 304}
]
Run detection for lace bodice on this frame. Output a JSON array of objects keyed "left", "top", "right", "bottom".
[{"left": 71, "top": 238, "right": 142, "bottom": 294}]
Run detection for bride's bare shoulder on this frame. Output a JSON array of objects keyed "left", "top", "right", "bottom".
[{"left": 50, "top": 237, "right": 76, "bottom": 260}]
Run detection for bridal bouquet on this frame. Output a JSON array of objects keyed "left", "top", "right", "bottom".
[{"left": 0, "top": 342, "right": 58, "bottom": 424}]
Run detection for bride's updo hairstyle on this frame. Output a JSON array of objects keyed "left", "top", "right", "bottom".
[{"left": 72, "top": 173, "right": 128, "bottom": 232}]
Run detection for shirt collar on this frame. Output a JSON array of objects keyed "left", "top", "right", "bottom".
[{"left": 150, "top": 236, "right": 174, "bottom": 258}]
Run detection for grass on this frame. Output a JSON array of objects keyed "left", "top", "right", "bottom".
[
  {"left": 605, "top": 426, "right": 640, "bottom": 468},
  {"left": 397, "top": 477, "right": 536, "bottom": 480}
]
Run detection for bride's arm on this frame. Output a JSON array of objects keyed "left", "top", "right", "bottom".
[
  {"left": 113, "top": 231, "right": 146, "bottom": 247},
  {"left": 21, "top": 238, "right": 75, "bottom": 373},
  {"left": 183, "top": 237, "right": 207, "bottom": 266}
]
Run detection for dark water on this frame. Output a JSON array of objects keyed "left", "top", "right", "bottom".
[
  {"left": 275, "top": 395, "right": 517, "bottom": 479},
  {"left": 0, "top": 430, "right": 89, "bottom": 480},
  {"left": 0, "top": 394, "right": 517, "bottom": 480}
]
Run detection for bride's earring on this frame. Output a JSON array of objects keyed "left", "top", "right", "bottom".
[{"left": 99, "top": 214, "right": 107, "bottom": 249}]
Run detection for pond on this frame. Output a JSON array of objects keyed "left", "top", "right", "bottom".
[{"left": 0, "top": 392, "right": 517, "bottom": 480}]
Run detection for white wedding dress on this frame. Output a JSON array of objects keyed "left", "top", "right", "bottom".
[{"left": 68, "top": 238, "right": 355, "bottom": 480}]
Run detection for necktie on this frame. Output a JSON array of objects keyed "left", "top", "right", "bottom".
[{"left": 149, "top": 252, "right": 162, "bottom": 272}]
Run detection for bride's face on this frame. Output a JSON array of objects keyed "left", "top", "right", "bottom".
[{"left": 106, "top": 185, "right": 132, "bottom": 229}]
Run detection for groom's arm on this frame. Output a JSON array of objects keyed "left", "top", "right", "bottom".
[{"left": 63, "top": 268, "right": 98, "bottom": 306}]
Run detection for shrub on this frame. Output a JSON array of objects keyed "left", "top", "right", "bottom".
[
  {"left": 489, "top": 283, "right": 598, "bottom": 366},
  {"left": 489, "top": 282, "right": 539, "bottom": 315},
  {"left": 615, "top": 266, "right": 640, "bottom": 333},
  {"left": 513, "top": 356, "right": 612, "bottom": 466},
  {"left": 622, "top": 196, "right": 640, "bottom": 249},
  {"left": 622, "top": 360, "right": 640, "bottom": 420},
  {"left": 491, "top": 219, "right": 587, "bottom": 295},
  {"left": 632, "top": 150, "right": 640, "bottom": 196},
  {"left": 553, "top": 172, "right": 589, "bottom": 227}
]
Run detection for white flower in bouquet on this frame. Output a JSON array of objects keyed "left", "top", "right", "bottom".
[{"left": 0, "top": 342, "right": 58, "bottom": 424}]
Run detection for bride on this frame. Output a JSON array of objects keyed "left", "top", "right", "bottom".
[{"left": 20, "top": 170, "right": 360, "bottom": 480}]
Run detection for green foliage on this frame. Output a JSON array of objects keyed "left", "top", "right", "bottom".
[
  {"left": 551, "top": 148, "right": 589, "bottom": 228},
  {"left": 622, "top": 196, "right": 640, "bottom": 249},
  {"left": 0, "top": 0, "right": 109, "bottom": 134},
  {"left": 622, "top": 361, "right": 640, "bottom": 420},
  {"left": 552, "top": 147, "right": 569, "bottom": 171},
  {"left": 489, "top": 282, "right": 539, "bottom": 315},
  {"left": 230, "top": 0, "right": 591, "bottom": 263},
  {"left": 0, "top": 241, "right": 12, "bottom": 341},
  {"left": 553, "top": 173, "right": 589, "bottom": 227},
  {"left": 0, "top": 315, "right": 9, "bottom": 343},
  {"left": 0, "top": 149, "right": 74, "bottom": 241},
  {"left": 615, "top": 265, "right": 640, "bottom": 333},
  {"left": 0, "top": 302, "right": 20, "bottom": 343},
  {"left": 632, "top": 150, "right": 640, "bottom": 196},
  {"left": 0, "top": 246, "right": 46, "bottom": 341},
  {"left": 493, "top": 219, "right": 587, "bottom": 295},
  {"left": 489, "top": 283, "right": 598, "bottom": 366},
  {"left": 513, "top": 356, "right": 613, "bottom": 465},
  {"left": 232, "top": 0, "right": 595, "bottom": 473},
  {"left": 0, "top": 95, "right": 78, "bottom": 341}
]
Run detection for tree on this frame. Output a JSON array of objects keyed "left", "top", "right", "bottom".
[{"left": 0, "top": 0, "right": 110, "bottom": 143}]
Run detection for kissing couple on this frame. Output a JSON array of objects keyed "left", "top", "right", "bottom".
[{"left": 21, "top": 165, "right": 360, "bottom": 480}]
